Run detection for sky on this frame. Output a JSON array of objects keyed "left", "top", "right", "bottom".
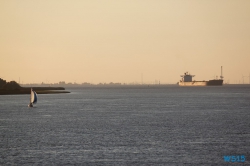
[{"left": 1, "top": 0, "right": 250, "bottom": 84}]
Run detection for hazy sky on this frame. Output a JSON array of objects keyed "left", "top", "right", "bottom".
[{"left": 1, "top": 0, "right": 250, "bottom": 84}]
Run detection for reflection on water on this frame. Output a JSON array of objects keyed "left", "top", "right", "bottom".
[{"left": 1, "top": 86, "right": 250, "bottom": 165}]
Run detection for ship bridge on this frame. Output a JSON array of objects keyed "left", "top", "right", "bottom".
[{"left": 180, "top": 72, "right": 195, "bottom": 82}]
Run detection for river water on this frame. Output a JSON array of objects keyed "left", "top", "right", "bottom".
[{"left": 1, "top": 85, "right": 250, "bottom": 165}]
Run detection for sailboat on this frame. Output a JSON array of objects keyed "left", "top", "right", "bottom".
[{"left": 28, "top": 88, "right": 38, "bottom": 107}]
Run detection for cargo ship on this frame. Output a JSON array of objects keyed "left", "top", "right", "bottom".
[{"left": 178, "top": 66, "right": 224, "bottom": 86}]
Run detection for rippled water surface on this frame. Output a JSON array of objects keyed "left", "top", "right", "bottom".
[{"left": 1, "top": 85, "right": 250, "bottom": 165}]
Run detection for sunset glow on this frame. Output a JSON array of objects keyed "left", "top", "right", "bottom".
[{"left": 1, "top": 0, "right": 250, "bottom": 84}]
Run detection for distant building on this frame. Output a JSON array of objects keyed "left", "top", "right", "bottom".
[
  {"left": 82, "top": 82, "right": 91, "bottom": 86},
  {"left": 59, "top": 81, "right": 66, "bottom": 85}
]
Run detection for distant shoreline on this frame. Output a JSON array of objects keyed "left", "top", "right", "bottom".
[{"left": 0, "top": 87, "right": 70, "bottom": 95}]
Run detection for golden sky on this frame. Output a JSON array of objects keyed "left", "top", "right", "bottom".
[{"left": 1, "top": 0, "right": 250, "bottom": 84}]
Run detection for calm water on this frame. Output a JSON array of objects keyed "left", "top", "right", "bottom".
[{"left": 1, "top": 85, "right": 250, "bottom": 165}]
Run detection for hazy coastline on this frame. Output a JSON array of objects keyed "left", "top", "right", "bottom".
[
  {"left": 0, "top": 88, "right": 70, "bottom": 95},
  {"left": 0, "top": 78, "right": 70, "bottom": 95}
]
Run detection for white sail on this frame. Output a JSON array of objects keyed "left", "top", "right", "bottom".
[
  {"left": 30, "top": 89, "right": 38, "bottom": 104},
  {"left": 30, "top": 89, "right": 33, "bottom": 103}
]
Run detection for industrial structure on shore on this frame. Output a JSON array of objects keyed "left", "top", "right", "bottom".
[{"left": 178, "top": 66, "right": 224, "bottom": 86}]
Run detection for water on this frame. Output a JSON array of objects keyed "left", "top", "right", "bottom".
[{"left": 1, "top": 85, "right": 250, "bottom": 165}]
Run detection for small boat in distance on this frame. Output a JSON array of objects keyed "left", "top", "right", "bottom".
[{"left": 28, "top": 88, "right": 38, "bottom": 107}]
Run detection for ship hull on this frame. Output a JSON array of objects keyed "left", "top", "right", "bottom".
[
  {"left": 179, "top": 80, "right": 223, "bottom": 86},
  {"left": 207, "top": 79, "right": 223, "bottom": 85}
]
